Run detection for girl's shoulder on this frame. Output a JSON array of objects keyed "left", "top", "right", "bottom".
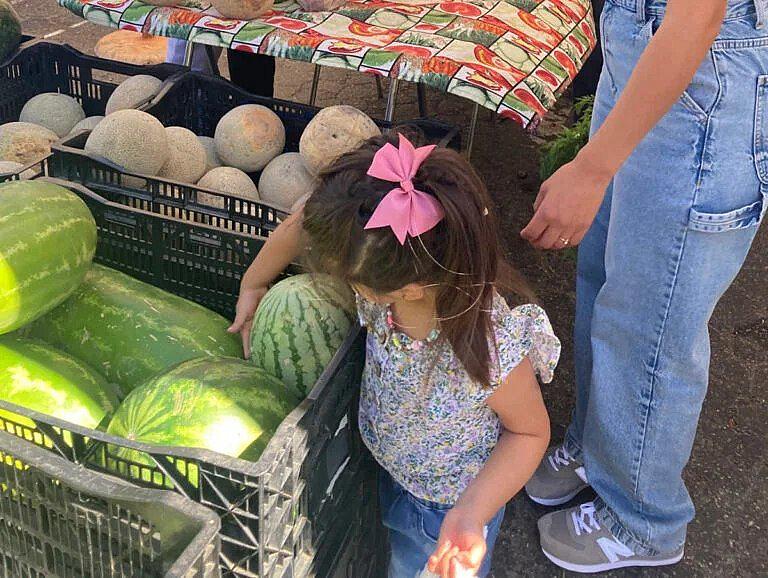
[{"left": 490, "top": 294, "right": 561, "bottom": 385}]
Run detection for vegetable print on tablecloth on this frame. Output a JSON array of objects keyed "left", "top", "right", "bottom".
[{"left": 58, "top": 0, "right": 596, "bottom": 130}]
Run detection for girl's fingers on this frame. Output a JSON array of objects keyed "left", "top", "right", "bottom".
[
  {"left": 438, "top": 546, "right": 460, "bottom": 577},
  {"left": 534, "top": 225, "right": 564, "bottom": 250},
  {"left": 240, "top": 325, "right": 251, "bottom": 359},
  {"left": 428, "top": 540, "right": 453, "bottom": 572}
]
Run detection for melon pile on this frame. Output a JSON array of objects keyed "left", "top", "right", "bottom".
[
  {"left": 0, "top": 74, "right": 165, "bottom": 178},
  {"left": 0, "top": 179, "right": 355, "bottom": 471}
]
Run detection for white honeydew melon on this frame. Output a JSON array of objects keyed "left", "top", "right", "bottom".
[
  {"left": 84, "top": 109, "right": 168, "bottom": 176},
  {"left": 197, "top": 166, "right": 259, "bottom": 208},
  {"left": 210, "top": 0, "right": 274, "bottom": 19},
  {"left": 214, "top": 104, "right": 285, "bottom": 172},
  {"left": 105, "top": 75, "right": 162, "bottom": 115},
  {"left": 158, "top": 126, "right": 207, "bottom": 183},
  {"left": 258, "top": 152, "right": 316, "bottom": 210},
  {"left": 68, "top": 116, "right": 104, "bottom": 136},
  {"left": 0, "top": 160, "right": 34, "bottom": 179},
  {"left": 0, "top": 122, "right": 58, "bottom": 165},
  {"left": 299, "top": 105, "right": 380, "bottom": 174},
  {"left": 197, "top": 136, "right": 222, "bottom": 173},
  {"left": 19, "top": 93, "right": 85, "bottom": 138}
]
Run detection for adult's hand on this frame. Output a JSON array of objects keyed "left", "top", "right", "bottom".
[{"left": 520, "top": 153, "right": 611, "bottom": 250}]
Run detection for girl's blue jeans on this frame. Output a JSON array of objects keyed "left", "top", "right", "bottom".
[
  {"left": 379, "top": 470, "right": 505, "bottom": 578},
  {"left": 566, "top": 0, "right": 767, "bottom": 557}
]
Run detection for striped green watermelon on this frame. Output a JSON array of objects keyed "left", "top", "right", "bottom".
[
  {"left": 0, "top": 334, "right": 120, "bottom": 431},
  {"left": 106, "top": 356, "right": 300, "bottom": 485},
  {"left": 250, "top": 274, "right": 354, "bottom": 397},
  {"left": 28, "top": 264, "right": 242, "bottom": 392},
  {"left": 0, "top": 180, "right": 96, "bottom": 335}
]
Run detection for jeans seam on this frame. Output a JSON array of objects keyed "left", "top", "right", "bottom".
[{"left": 631, "top": 43, "right": 722, "bottom": 547}]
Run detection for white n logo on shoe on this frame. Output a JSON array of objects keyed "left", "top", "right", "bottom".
[{"left": 597, "top": 537, "right": 635, "bottom": 563}]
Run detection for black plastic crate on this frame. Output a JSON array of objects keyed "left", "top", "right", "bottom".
[
  {"left": 0, "top": 430, "right": 221, "bottom": 577},
  {"left": 0, "top": 38, "right": 184, "bottom": 182},
  {"left": 48, "top": 132, "right": 288, "bottom": 243},
  {"left": 0, "top": 178, "right": 386, "bottom": 578}
]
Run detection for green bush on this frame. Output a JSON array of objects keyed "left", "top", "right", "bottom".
[{"left": 539, "top": 96, "right": 594, "bottom": 181}]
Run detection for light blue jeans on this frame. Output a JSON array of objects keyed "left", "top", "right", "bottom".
[
  {"left": 565, "top": 0, "right": 767, "bottom": 556},
  {"left": 379, "top": 470, "right": 505, "bottom": 578}
]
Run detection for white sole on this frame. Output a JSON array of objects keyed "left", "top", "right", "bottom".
[
  {"left": 541, "top": 547, "right": 684, "bottom": 573},
  {"left": 526, "top": 483, "right": 589, "bottom": 507}
]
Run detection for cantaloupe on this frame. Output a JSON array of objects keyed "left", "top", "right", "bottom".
[
  {"left": 0, "top": 1, "right": 22, "bottom": 61},
  {"left": 258, "top": 152, "right": 315, "bottom": 210},
  {"left": 299, "top": 105, "right": 380, "bottom": 174},
  {"left": 69, "top": 116, "right": 104, "bottom": 136},
  {"left": 197, "top": 166, "right": 259, "bottom": 208},
  {"left": 19, "top": 93, "right": 86, "bottom": 138},
  {"left": 157, "top": 126, "right": 207, "bottom": 183},
  {"left": 0, "top": 160, "right": 34, "bottom": 179},
  {"left": 198, "top": 136, "right": 221, "bottom": 172},
  {"left": 84, "top": 109, "right": 168, "bottom": 175},
  {"left": 214, "top": 105, "right": 284, "bottom": 172},
  {"left": 0, "top": 122, "right": 58, "bottom": 165},
  {"left": 105, "top": 75, "right": 162, "bottom": 115},
  {"left": 210, "top": 0, "right": 274, "bottom": 19}
]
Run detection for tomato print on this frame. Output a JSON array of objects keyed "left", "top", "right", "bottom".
[
  {"left": 204, "top": 18, "right": 240, "bottom": 31},
  {"left": 534, "top": 68, "right": 559, "bottom": 87},
  {"left": 439, "top": 2, "right": 483, "bottom": 18},
  {"left": 500, "top": 108, "right": 525, "bottom": 125},
  {"left": 388, "top": 44, "right": 433, "bottom": 59},
  {"left": 513, "top": 87, "right": 546, "bottom": 115},
  {"left": 553, "top": 49, "right": 578, "bottom": 78},
  {"left": 265, "top": 17, "right": 309, "bottom": 32}
]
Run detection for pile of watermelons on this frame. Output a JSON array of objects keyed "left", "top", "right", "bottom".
[{"left": 0, "top": 179, "right": 355, "bottom": 464}]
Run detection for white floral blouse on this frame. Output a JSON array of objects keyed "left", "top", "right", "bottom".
[{"left": 357, "top": 293, "right": 561, "bottom": 505}]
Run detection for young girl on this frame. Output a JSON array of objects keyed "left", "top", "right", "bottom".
[{"left": 230, "top": 133, "right": 560, "bottom": 577}]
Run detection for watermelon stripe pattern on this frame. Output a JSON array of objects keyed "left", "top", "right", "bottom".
[
  {"left": 0, "top": 335, "right": 120, "bottom": 430},
  {"left": 106, "top": 356, "right": 300, "bottom": 484},
  {"left": 0, "top": 181, "right": 96, "bottom": 334},
  {"left": 250, "top": 274, "right": 355, "bottom": 398},
  {"left": 28, "top": 264, "right": 243, "bottom": 392}
]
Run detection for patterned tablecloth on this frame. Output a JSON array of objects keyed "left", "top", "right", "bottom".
[{"left": 58, "top": 0, "right": 595, "bottom": 129}]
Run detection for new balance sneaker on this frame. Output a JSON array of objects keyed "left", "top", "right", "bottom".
[
  {"left": 538, "top": 502, "right": 685, "bottom": 573},
  {"left": 525, "top": 444, "right": 589, "bottom": 506}
]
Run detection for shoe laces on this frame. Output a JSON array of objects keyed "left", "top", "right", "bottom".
[
  {"left": 572, "top": 502, "right": 601, "bottom": 537},
  {"left": 548, "top": 445, "right": 575, "bottom": 472}
]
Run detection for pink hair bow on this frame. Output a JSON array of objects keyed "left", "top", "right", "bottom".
[{"left": 364, "top": 134, "right": 443, "bottom": 244}]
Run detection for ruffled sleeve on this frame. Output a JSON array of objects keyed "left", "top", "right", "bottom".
[{"left": 490, "top": 302, "right": 561, "bottom": 387}]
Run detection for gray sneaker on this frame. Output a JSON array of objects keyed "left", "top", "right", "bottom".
[
  {"left": 525, "top": 444, "right": 589, "bottom": 506},
  {"left": 538, "top": 502, "right": 685, "bottom": 573}
]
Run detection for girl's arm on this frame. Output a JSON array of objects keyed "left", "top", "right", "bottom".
[
  {"left": 521, "top": 0, "right": 728, "bottom": 249},
  {"left": 429, "top": 358, "right": 550, "bottom": 577},
  {"left": 228, "top": 209, "right": 307, "bottom": 357}
]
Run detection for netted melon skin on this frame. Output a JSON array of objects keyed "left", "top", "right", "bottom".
[
  {"left": 19, "top": 93, "right": 86, "bottom": 138},
  {"left": 158, "top": 126, "right": 207, "bottom": 184},
  {"left": 197, "top": 166, "right": 259, "bottom": 208},
  {"left": 105, "top": 75, "right": 162, "bottom": 115},
  {"left": 258, "top": 152, "right": 316, "bottom": 210},
  {"left": 0, "top": 122, "right": 58, "bottom": 166},
  {"left": 214, "top": 105, "right": 285, "bottom": 172}
]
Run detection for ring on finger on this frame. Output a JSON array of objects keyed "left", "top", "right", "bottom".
[{"left": 558, "top": 236, "right": 571, "bottom": 247}]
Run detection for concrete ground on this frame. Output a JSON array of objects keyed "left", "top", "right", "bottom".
[{"left": 12, "top": 1, "right": 768, "bottom": 575}]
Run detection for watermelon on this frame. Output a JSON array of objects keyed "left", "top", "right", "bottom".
[
  {"left": 0, "top": 180, "right": 96, "bottom": 335},
  {"left": 0, "top": 1, "right": 21, "bottom": 62},
  {"left": 0, "top": 335, "right": 120, "bottom": 430},
  {"left": 250, "top": 274, "right": 354, "bottom": 397},
  {"left": 27, "top": 264, "right": 242, "bottom": 392},
  {"left": 106, "top": 356, "right": 300, "bottom": 484}
]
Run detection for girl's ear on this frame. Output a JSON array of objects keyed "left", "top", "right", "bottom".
[{"left": 399, "top": 283, "right": 426, "bottom": 301}]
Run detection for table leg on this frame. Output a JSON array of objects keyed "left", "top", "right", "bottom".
[
  {"left": 466, "top": 103, "right": 479, "bottom": 159},
  {"left": 183, "top": 41, "right": 194, "bottom": 68},
  {"left": 310, "top": 66, "right": 321, "bottom": 107},
  {"left": 384, "top": 78, "right": 399, "bottom": 125}
]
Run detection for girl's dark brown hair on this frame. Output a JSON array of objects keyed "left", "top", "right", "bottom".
[{"left": 303, "top": 130, "right": 533, "bottom": 386}]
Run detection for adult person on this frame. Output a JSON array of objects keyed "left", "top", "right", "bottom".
[
  {"left": 521, "top": 0, "right": 766, "bottom": 572},
  {"left": 166, "top": 41, "right": 276, "bottom": 97},
  {"left": 572, "top": 0, "right": 606, "bottom": 101}
]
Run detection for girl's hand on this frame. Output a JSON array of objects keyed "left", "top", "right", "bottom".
[
  {"left": 227, "top": 286, "right": 268, "bottom": 358},
  {"left": 428, "top": 508, "right": 486, "bottom": 578},
  {"left": 520, "top": 152, "right": 611, "bottom": 250}
]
